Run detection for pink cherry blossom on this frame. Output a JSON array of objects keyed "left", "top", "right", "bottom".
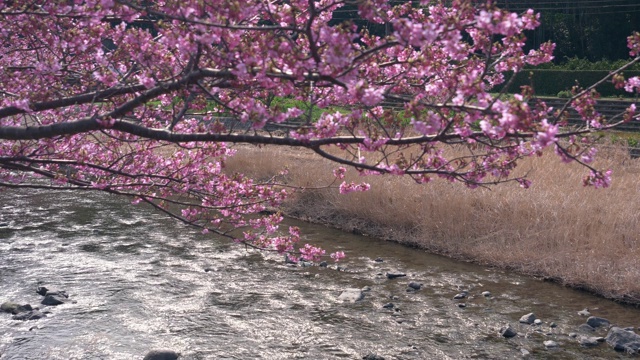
[{"left": 0, "top": 2, "right": 636, "bottom": 262}]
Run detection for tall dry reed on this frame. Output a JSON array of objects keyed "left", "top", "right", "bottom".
[{"left": 225, "top": 143, "right": 640, "bottom": 302}]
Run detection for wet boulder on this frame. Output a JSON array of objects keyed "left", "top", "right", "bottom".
[
  {"left": 407, "top": 282, "right": 422, "bottom": 291},
  {"left": 41, "top": 294, "right": 69, "bottom": 306},
  {"left": 453, "top": 291, "right": 468, "bottom": 300},
  {"left": 36, "top": 286, "right": 49, "bottom": 296},
  {"left": 606, "top": 327, "right": 640, "bottom": 354},
  {"left": 37, "top": 286, "right": 68, "bottom": 298},
  {"left": 2, "top": 301, "right": 20, "bottom": 313},
  {"left": 362, "top": 353, "right": 385, "bottom": 360},
  {"left": 578, "top": 323, "right": 596, "bottom": 333},
  {"left": 386, "top": 272, "right": 406, "bottom": 279},
  {"left": 1, "top": 302, "right": 32, "bottom": 314},
  {"left": 578, "top": 336, "right": 602, "bottom": 347},
  {"left": 143, "top": 349, "right": 180, "bottom": 360},
  {"left": 12, "top": 310, "right": 46, "bottom": 321},
  {"left": 500, "top": 325, "right": 518, "bottom": 338},
  {"left": 519, "top": 313, "right": 536, "bottom": 324},
  {"left": 338, "top": 289, "right": 365, "bottom": 303},
  {"left": 586, "top": 316, "right": 610, "bottom": 329},
  {"left": 544, "top": 340, "right": 559, "bottom": 349}
]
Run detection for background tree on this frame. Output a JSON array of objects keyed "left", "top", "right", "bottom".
[
  {"left": 1, "top": 0, "right": 639, "bottom": 260},
  {"left": 492, "top": 0, "right": 640, "bottom": 62}
]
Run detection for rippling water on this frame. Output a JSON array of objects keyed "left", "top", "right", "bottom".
[{"left": 1, "top": 188, "right": 640, "bottom": 359}]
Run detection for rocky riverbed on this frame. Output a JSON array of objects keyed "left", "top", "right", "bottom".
[{"left": 2, "top": 189, "right": 640, "bottom": 359}]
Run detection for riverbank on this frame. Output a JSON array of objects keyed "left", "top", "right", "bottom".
[{"left": 225, "top": 143, "right": 640, "bottom": 304}]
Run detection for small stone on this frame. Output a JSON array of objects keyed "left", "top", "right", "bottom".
[
  {"left": 319, "top": 261, "right": 328, "bottom": 267},
  {"left": 519, "top": 313, "right": 536, "bottom": 324},
  {"left": 577, "top": 324, "right": 595, "bottom": 332},
  {"left": 45, "top": 290, "right": 68, "bottom": 298},
  {"left": 361, "top": 286, "right": 372, "bottom": 292},
  {"left": 143, "top": 349, "right": 180, "bottom": 360},
  {"left": 543, "top": 340, "right": 559, "bottom": 348},
  {"left": 520, "top": 348, "right": 530, "bottom": 357},
  {"left": 577, "top": 308, "right": 591, "bottom": 316},
  {"left": 534, "top": 319, "right": 543, "bottom": 326},
  {"left": 578, "top": 336, "right": 601, "bottom": 347},
  {"left": 386, "top": 272, "right": 406, "bottom": 279},
  {"left": 453, "top": 291, "right": 468, "bottom": 300},
  {"left": 36, "top": 286, "right": 49, "bottom": 296},
  {"left": 407, "top": 282, "right": 422, "bottom": 290},
  {"left": 382, "top": 302, "right": 394, "bottom": 309},
  {"left": 362, "top": 353, "right": 385, "bottom": 360},
  {"left": 457, "top": 303, "right": 466, "bottom": 308},
  {"left": 501, "top": 325, "right": 518, "bottom": 338},
  {"left": 338, "top": 289, "right": 365, "bottom": 303},
  {"left": 481, "top": 291, "right": 492, "bottom": 297},
  {"left": 586, "top": 316, "right": 610, "bottom": 329},
  {"left": 569, "top": 333, "right": 578, "bottom": 338},
  {"left": 374, "top": 257, "right": 384, "bottom": 262},
  {"left": 550, "top": 322, "right": 558, "bottom": 328}
]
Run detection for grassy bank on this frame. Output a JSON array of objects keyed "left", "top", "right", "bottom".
[{"left": 225, "top": 143, "right": 640, "bottom": 304}]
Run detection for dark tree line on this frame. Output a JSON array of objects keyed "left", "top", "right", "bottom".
[
  {"left": 494, "top": 0, "right": 640, "bottom": 62},
  {"left": 332, "top": 1, "right": 640, "bottom": 63}
]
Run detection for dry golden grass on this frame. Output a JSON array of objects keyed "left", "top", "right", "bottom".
[{"left": 225, "top": 143, "right": 640, "bottom": 302}]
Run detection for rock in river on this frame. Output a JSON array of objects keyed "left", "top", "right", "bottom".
[
  {"left": 338, "top": 289, "right": 365, "bottom": 303},
  {"left": 578, "top": 336, "right": 602, "bottom": 347},
  {"left": 606, "top": 327, "right": 640, "bottom": 354},
  {"left": 386, "top": 272, "right": 406, "bottom": 279},
  {"left": 1, "top": 301, "right": 32, "bottom": 314},
  {"left": 586, "top": 316, "right": 610, "bottom": 329},
  {"left": 12, "top": 310, "right": 46, "bottom": 321},
  {"left": 453, "top": 291, "right": 468, "bottom": 300},
  {"left": 143, "top": 349, "right": 180, "bottom": 360},
  {"left": 578, "top": 308, "right": 591, "bottom": 317},
  {"left": 500, "top": 325, "right": 517, "bottom": 338},
  {"left": 407, "top": 282, "right": 422, "bottom": 290},
  {"left": 41, "top": 294, "right": 69, "bottom": 306},
  {"left": 519, "top": 313, "right": 536, "bottom": 324},
  {"left": 544, "top": 340, "right": 559, "bottom": 349}
]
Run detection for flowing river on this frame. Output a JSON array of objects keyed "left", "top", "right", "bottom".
[{"left": 1, "top": 188, "right": 640, "bottom": 359}]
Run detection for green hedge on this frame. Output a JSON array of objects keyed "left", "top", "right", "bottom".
[{"left": 496, "top": 70, "right": 640, "bottom": 97}]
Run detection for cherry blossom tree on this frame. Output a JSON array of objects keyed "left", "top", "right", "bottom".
[{"left": 1, "top": 1, "right": 639, "bottom": 260}]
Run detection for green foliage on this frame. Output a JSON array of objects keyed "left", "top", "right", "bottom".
[
  {"left": 269, "top": 97, "right": 349, "bottom": 122},
  {"left": 603, "top": 132, "right": 640, "bottom": 148}
]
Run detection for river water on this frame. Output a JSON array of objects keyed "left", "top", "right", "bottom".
[{"left": 1, "top": 188, "right": 640, "bottom": 359}]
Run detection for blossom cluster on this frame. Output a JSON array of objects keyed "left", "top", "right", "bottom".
[{"left": 0, "top": 1, "right": 638, "bottom": 261}]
